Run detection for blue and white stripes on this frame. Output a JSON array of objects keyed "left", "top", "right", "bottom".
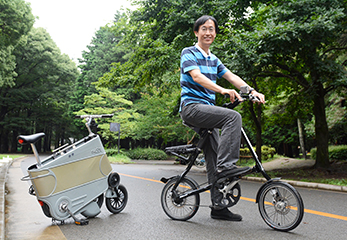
[{"left": 180, "top": 46, "right": 228, "bottom": 110}]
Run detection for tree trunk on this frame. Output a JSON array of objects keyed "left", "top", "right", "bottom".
[
  {"left": 297, "top": 118, "right": 306, "bottom": 159},
  {"left": 313, "top": 84, "right": 329, "bottom": 168}
]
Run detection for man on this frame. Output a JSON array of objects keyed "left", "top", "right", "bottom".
[{"left": 180, "top": 15, "right": 265, "bottom": 221}]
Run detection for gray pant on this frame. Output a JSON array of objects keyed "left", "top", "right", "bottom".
[{"left": 180, "top": 103, "right": 242, "bottom": 184}]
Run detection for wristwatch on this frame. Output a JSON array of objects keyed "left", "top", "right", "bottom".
[{"left": 248, "top": 87, "right": 254, "bottom": 94}]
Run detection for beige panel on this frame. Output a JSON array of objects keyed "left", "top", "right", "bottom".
[{"left": 29, "top": 155, "right": 112, "bottom": 197}]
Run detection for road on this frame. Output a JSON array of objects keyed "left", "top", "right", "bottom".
[{"left": 10, "top": 157, "right": 347, "bottom": 239}]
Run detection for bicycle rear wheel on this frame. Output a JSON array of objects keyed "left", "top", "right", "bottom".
[
  {"left": 161, "top": 177, "right": 200, "bottom": 221},
  {"left": 258, "top": 181, "right": 304, "bottom": 231}
]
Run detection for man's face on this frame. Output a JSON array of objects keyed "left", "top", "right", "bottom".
[{"left": 194, "top": 19, "right": 216, "bottom": 48}]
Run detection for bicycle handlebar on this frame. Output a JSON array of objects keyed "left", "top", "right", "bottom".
[
  {"left": 222, "top": 86, "right": 260, "bottom": 110},
  {"left": 75, "top": 114, "right": 114, "bottom": 119}
]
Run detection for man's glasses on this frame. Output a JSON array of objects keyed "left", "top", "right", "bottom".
[{"left": 200, "top": 27, "right": 215, "bottom": 33}]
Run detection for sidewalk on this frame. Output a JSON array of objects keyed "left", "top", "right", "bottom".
[
  {"left": 247, "top": 158, "right": 347, "bottom": 192},
  {"left": 0, "top": 156, "right": 12, "bottom": 240},
  {"left": 1, "top": 156, "right": 63, "bottom": 240}
]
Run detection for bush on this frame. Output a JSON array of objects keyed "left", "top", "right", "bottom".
[
  {"left": 239, "top": 145, "right": 276, "bottom": 160},
  {"left": 106, "top": 148, "right": 121, "bottom": 156},
  {"left": 126, "top": 148, "right": 168, "bottom": 160},
  {"left": 261, "top": 146, "right": 276, "bottom": 160},
  {"left": 310, "top": 145, "right": 347, "bottom": 161}
]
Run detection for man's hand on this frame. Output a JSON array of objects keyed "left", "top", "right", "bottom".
[
  {"left": 221, "top": 89, "right": 243, "bottom": 103},
  {"left": 251, "top": 90, "right": 265, "bottom": 104}
]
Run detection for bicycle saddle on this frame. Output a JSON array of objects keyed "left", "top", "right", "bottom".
[{"left": 17, "top": 133, "right": 45, "bottom": 145}]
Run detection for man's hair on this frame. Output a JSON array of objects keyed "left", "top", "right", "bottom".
[{"left": 193, "top": 15, "right": 219, "bottom": 33}]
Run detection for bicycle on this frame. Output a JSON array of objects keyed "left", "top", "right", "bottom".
[
  {"left": 18, "top": 114, "right": 128, "bottom": 225},
  {"left": 161, "top": 86, "right": 304, "bottom": 232}
]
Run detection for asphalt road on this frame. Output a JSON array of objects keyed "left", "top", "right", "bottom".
[
  {"left": 59, "top": 163, "right": 347, "bottom": 239},
  {"left": 9, "top": 157, "right": 347, "bottom": 239}
]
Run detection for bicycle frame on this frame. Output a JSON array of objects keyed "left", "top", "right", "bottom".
[
  {"left": 162, "top": 86, "right": 271, "bottom": 201},
  {"left": 162, "top": 125, "right": 271, "bottom": 202}
]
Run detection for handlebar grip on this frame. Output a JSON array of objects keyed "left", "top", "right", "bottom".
[
  {"left": 222, "top": 98, "right": 240, "bottom": 109},
  {"left": 75, "top": 114, "right": 114, "bottom": 119},
  {"left": 102, "top": 114, "right": 114, "bottom": 118}
]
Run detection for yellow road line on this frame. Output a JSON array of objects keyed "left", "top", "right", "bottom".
[{"left": 120, "top": 173, "right": 347, "bottom": 221}]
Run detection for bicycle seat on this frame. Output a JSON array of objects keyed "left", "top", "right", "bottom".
[
  {"left": 165, "top": 144, "right": 196, "bottom": 154},
  {"left": 17, "top": 133, "right": 45, "bottom": 145}
]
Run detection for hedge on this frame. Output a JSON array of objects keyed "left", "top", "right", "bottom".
[
  {"left": 125, "top": 148, "right": 168, "bottom": 160},
  {"left": 310, "top": 145, "right": 347, "bottom": 161},
  {"left": 240, "top": 145, "right": 276, "bottom": 160}
]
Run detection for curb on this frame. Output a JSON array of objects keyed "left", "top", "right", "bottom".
[
  {"left": 0, "top": 157, "right": 13, "bottom": 240},
  {"left": 132, "top": 160, "right": 347, "bottom": 193},
  {"left": 242, "top": 176, "right": 347, "bottom": 192}
]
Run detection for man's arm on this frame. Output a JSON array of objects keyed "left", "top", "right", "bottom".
[
  {"left": 222, "top": 71, "right": 265, "bottom": 104},
  {"left": 189, "top": 69, "right": 265, "bottom": 103}
]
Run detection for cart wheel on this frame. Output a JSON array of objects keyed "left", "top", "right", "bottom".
[
  {"left": 258, "top": 181, "right": 304, "bottom": 231},
  {"left": 106, "top": 184, "right": 128, "bottom": 214}
]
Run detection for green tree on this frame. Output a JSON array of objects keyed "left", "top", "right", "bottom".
[
  {"left": 75, "top": 87, "right": 141, "bottom": 147},
  {"left": 70, "top": 12, "right": 135, "bottom": 139},
  {"left": 0, "top": 0, "right": 34, "bottom": 87},
  {"left": 219, "top": 0, "right": 347, "bottom": 168},
  {"left": 0, "top": 27, "right": 79, "bottom": 152}
]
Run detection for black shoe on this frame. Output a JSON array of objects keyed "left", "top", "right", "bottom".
[
  {"left": 215, "top": 166, "right": 251, "bottom": 179},
  {"left": 211, "top": 208, "right": 242, "bottom": 221}
]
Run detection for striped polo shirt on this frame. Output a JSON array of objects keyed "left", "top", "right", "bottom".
[{"left": 180, "top": 44, "right": 228, "bottom": 111}]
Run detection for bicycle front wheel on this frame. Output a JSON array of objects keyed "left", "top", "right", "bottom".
[
  {"left": 161, "top": 177, "right": 200, "bottom": 221},
  {"left": 258, "top": 181, "right": 304, "bottom": 232}
]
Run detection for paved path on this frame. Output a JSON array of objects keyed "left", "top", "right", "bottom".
[
  {"left": 1, "top": 156, "right": 346, "bottom": 239},
  {"left": 0, "top": 156, "right": 13, "bottom": 240}
]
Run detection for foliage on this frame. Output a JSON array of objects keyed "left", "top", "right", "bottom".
[
  {"left": 310, "top": 145, "right": 347, "bottom": 161},
  {"left": 0, "top": 27, "right": 79, "bottom": 152},
  {"left": 218, "top": 0, "right": 347, "bottom": 168},
  {"left": 107, "top": 154, "right": 133, "bottom": 164},
  {"left": 74, "top": 86, "right": 143, "bottom": 146},
  {"left": 305, "top": 91, "right": 347, "bottom": 145},
  {"left": 240, "top": 145, "right": 276, "bottom": 160},
  {"left": 70, "top": 12, "right": 134, "bottom": 139},
  {"left": 0, "top": 0, "right": 35, "bottom": 87},
  {"left": 132, "top": 88, "right": 191, "bottom": 144},
  {"left": 126, "top": 147, "right": 167, "bottom": 160}
]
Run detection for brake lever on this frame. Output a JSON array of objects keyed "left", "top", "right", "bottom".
[{"left": 249, "top": 94, "right": 261, "bottom": 102}]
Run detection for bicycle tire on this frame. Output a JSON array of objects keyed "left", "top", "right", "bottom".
[
  {"left": 258, "top": 181, "right": 304, "bottom": 231},
  {"left": 161, "top": 177, "right": 200, "bottom": 221}
]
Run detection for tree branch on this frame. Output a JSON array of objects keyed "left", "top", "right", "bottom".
[
  {"left": 274, "top": 63, "right": 310, "bottom": 88},
  {"left": 323, "top": 47, "right": 347, "bottom": 56}
]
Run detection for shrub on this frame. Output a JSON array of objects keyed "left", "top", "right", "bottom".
[
  {"left": 126, "top": 148, "right": 168, "bottom": 160},
  {"left": 106, "top": 148, "right": 121, "bottom": 156},
  {"left": 310, "top": 145, "right": 347, "bottom": 161},
  {"left": 239, "top": 145, "right": 276, "bottom": 160},
  {"left": 261, "top": 145, "right": 276, "bottom": 160}
]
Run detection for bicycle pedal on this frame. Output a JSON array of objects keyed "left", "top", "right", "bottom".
[{"left": 75, "top": 219, "right": 89, "bottom": 226}]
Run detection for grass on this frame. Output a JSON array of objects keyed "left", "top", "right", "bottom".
[
  {"left": 108, "top": 154, "right": 133, "bottom": 164},
  {"left": 238, "top": 155, "right": 347, "bottom": 187},
  {"left": 0, "top": 154, "right": 25, "bottom": 159}
]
